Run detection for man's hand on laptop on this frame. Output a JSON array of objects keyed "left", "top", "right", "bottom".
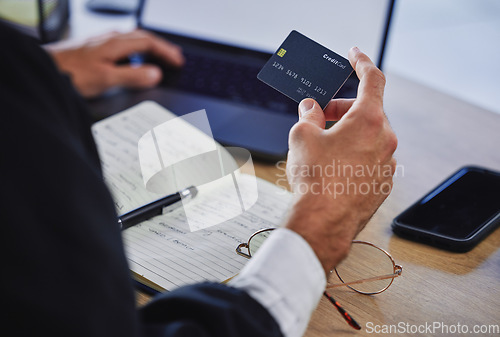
[
  {"left": 285, "top": 47, "right": 398, "bottom": 275},
  {"left": 46, "top": 30, "right": 185, "bottom": 98}
]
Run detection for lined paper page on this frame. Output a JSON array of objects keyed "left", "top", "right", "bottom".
[
  {"left": 92, "top": 101, "right": 235, "bottom": 215},
  {"left": 92, "top": 101, "right": 177, "bottom": 214},
  {"left": 92, "top": 101, "right": 292, "bottom": 291},
  {"left": 123, "top": 175, "right": 291, "bottom": 291}
]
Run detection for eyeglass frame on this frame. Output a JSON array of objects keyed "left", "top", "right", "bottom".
[
  {"left": 236, "top": 228, "right": 403, "bottom": 295},
  {"left": 236, "top": 227, "right": 403, "bottom": 330}
]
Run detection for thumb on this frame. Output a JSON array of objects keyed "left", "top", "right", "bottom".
[{"left": 298, "top": 98, "right": 325, "bottom": 128}]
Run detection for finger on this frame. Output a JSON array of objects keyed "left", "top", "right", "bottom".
[
  {"left": 323, "top": 98, "right": 355, "bottom": 121},
  {"left": 348, "top": 47, "right": 385, "bottom": 107},
  {"left": 105, "top": 64, "right": 163, "bottom": 89},
  {"left": 297, "top": 98, "right": 325, "bottom": 128},
  {"left": 388, "top": 157, "right": 398, "bottom": 176},
  {"left": 86, "top": 30, "right": 122, "bottom": 43},
  {"left": 105, "top": 30, "right": 185, "bottom": 67}
]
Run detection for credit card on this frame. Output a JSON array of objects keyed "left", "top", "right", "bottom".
[{"left": 257, "top": 30, "right": 354, "bottom": 109}]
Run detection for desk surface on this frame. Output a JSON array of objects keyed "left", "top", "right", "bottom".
[
  {"left": 301, "top": 73, "right": 500, "bottom": 336},
  {"left": 131, "top": 73, "right": 500, "bottom": 336},
  {"left": 67, "top": 3, "right": 500, "bottom": 335}
]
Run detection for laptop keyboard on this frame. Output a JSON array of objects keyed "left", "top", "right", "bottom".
[
  {"left": 160, "top": 51, "right": 298, "bottom": 114},
  {"left": 161, "top": 51, "right": 357, "bottom": 115}
]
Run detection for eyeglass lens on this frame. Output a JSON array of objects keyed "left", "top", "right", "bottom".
[
  {"left": 247, "top": 231, "right": 396, "bottom": 295},
  {"left": 248, "top": 230, "right": 273, "bottom": 256},
  {"left": 333, "top": 242, "right": 395, "bottom": 294}
]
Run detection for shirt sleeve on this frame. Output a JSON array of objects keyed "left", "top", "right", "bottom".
[{"left": 229, "top": 228, "right": 327, "bottom": 337}]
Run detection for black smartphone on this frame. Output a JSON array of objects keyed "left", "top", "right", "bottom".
[{"left": 392, "top": 166, "right": 500, "bottom": 252}]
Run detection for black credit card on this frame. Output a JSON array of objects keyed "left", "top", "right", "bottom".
[{"left": 257, "top": 30, "right": 354, "bottom": 109}]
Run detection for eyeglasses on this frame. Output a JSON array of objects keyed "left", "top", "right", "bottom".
[{"left": 236, "top": 228, "right": 402, "bottom": 330}]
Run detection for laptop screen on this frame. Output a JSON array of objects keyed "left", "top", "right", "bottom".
[{"left": 140, "top": 0, "right": 394, "bottom": 67}]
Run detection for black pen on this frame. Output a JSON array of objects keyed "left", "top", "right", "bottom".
[{"left": 118, "top": 186, "right": 197, "bottom": 230}]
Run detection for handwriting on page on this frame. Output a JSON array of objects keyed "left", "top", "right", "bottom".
[
  {"left": 122, "top": 175, "right": 291, "bottom": 291},
  {"left": 92, "top": 101, "right": 292, "bottom": 290},
  {"left": 92, "top": 103, "right": 176, "bottom": 213},
  {"left": 138, "top": 109, "right": 220, "bottom": 194}
]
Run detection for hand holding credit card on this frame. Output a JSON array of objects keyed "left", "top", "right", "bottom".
[{"left": 258, "top": 30, "right": 353, "bottom": 109}]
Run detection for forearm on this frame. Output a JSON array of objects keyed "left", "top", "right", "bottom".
[{"left": 284, "top": 194, "right": 355, "bottom": 275}]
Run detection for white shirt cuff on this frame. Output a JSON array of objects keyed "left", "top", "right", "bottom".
[{"left": 229, "top": 228, "right": 326, "bottom": 337}]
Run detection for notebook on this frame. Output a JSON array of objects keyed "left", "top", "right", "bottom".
[
  {"left": 91, "top": 101, "right": 292, "bottom": 292},
  {"left": 88, "top": 0, "right": 395, "bottom": 161}
]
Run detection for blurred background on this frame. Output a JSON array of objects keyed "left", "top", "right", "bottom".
[
  {"left": 384, "top": 0, "right": 500, "bottom": 115},
  {"left": 1, "top": 0, "right": 499, "bottom": 114}
]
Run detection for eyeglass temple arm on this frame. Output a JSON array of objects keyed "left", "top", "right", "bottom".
[
  {"left": 326, "top": 265, "right": 403, "bottom": 289},
  {"left": 323, "top": 291, "right": 361, "bottom": 330},
  {"left": 237, "top": 237, "right": 363, "bottom": 330},
  {"left": 236, "top": 243, "right": 251, "bottom": 259}
]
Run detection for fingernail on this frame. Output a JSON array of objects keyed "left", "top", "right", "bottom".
[
  {"left": 177, "top": 53, "right": 186, "bottom": 66},
  {"left": 146, "top": 67, "right": 161, "bottom": 81},
  {"left": 299, "top": 99, "right": 315, "bottom": 117},
  {"left": 352, "top": 46, "right": 360, "bottom": 53}
]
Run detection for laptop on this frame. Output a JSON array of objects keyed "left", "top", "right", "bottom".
[{"left": 90, "top": 0, "right": 395, "bottom": 161}]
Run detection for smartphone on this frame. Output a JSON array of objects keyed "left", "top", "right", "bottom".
[{"left": 392, "top": 166, "right": 500, "bottom": 252}]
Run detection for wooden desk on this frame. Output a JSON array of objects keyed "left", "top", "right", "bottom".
[
  {"left": 133, "top": 73, "right": 500, "bottom": 335},
  {"left": 68, "top": 2, "right": 500, "bottom": 335},
  {"left": 299, "top": 73, "right": 500, "bottom": 336}
]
